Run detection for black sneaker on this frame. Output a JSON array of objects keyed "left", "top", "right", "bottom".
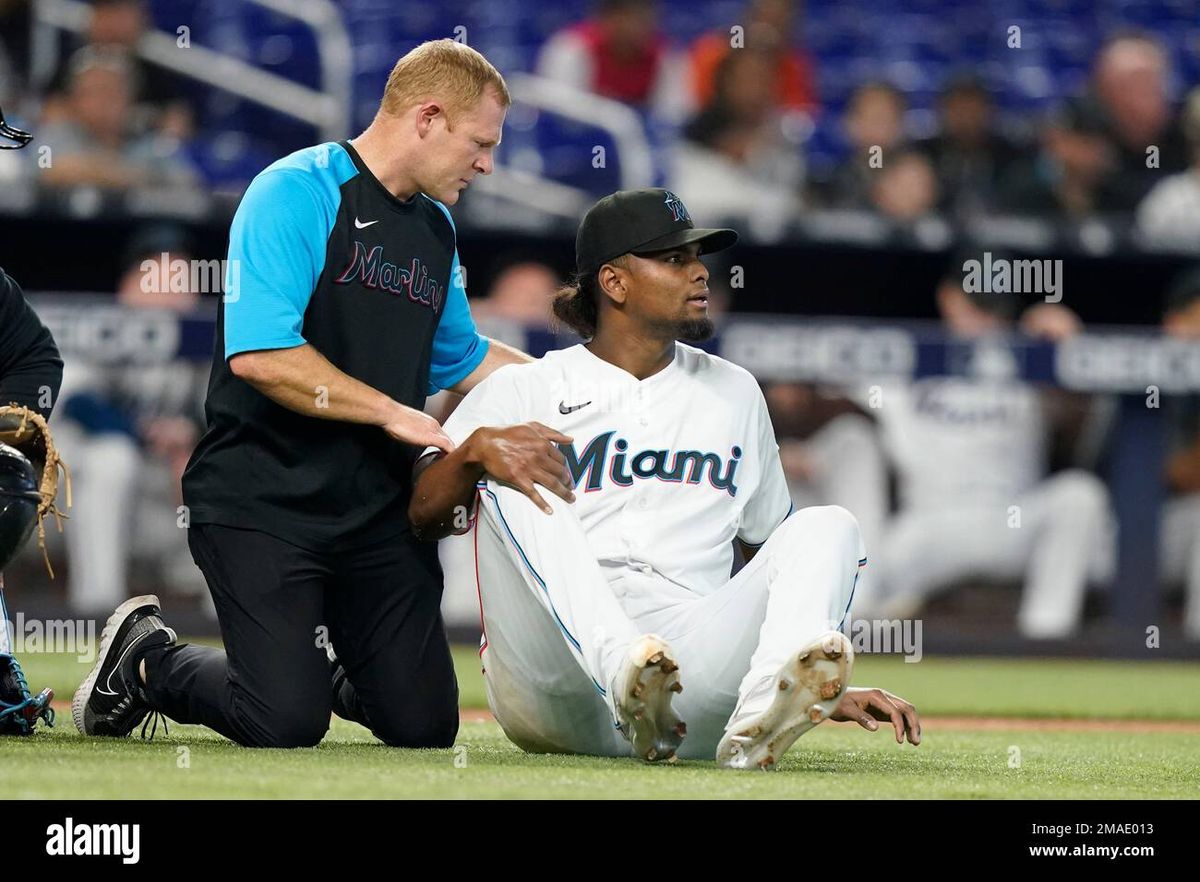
[{"left": 73, "top": 595, "right": 176, "bottom": 737}]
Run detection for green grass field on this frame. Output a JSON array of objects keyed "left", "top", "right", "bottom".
[{"left": 3, "top": 642, "right": 1199, "bottom": 798}]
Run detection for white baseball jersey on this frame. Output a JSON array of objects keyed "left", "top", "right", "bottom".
[
  {"left": 428, "top": 342, "right": 793, "bottom": 596},
  {"left": 876, "top": 376, "right": 1047, "bottom": 512}
]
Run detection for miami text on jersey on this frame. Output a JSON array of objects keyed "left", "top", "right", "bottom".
[
  {"left": 560, "top": 431, "right": 743, "bottom": 497},
  {"left": 333, "top": 240, "right": 445, "bottom": 310}
]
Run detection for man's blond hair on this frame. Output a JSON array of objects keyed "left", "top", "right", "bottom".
[{"left": 380, "top": 39, "right": 511, "bottom": 121}]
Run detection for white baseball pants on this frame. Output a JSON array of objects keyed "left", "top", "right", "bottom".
[{"left": 453, "top": 478, "right": 865, "bottom": 760}]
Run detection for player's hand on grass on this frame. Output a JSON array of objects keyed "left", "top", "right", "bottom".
[
  {"left": 383, "top": 404, "right": 455, "bottom": 454},
  {"left": 831, "top": 686, "right": 921, "bottom": 745},
  {"left": 471, "top": 422, "right": 575, "bottom": 514}
]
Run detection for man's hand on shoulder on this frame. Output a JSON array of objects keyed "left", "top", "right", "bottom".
[
  {"left": 466, "top": 421, "right": 575, "bottom": 514},
  {"left": 409, "top": 420, "right": 575, "bottom": 541},
  {"left": 830, "top": 686, "right": 921, "bottom": 745},
  {"left": 382, "top": 400, "right": 454, "bottom": 454}
]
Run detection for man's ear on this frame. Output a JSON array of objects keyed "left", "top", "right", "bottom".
[
  {"left": 416, "top": 101, "right": 444, "bottom": 136},
  {"left": 597, "top": 261, "right": 628, "bottom": 306}
]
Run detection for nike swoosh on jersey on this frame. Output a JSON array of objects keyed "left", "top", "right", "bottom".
[
  {"left": 354, "top": 217, "right": 380, "bottom": 229},
  {"left": 559, "top": 400, "right": 592, "bottom": 414}
]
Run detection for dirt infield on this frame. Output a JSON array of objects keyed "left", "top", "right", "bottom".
[{"left": 47, "top": 702, "right": 1200, "bottom": 734}]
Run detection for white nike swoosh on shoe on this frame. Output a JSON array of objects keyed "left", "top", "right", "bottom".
[
  {"left": 95, "top": 629, "right": 154, "bottom": 697},
  {"left": 354, "top": 217, "right": 380, "bottom": 229}
]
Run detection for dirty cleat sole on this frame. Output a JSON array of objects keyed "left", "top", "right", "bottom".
[
  {"left": 614, "top": 635, "right": 687, "bottom": 763},
  {"left": 717, "top": 631, "right": 854, "bottom": 770}
]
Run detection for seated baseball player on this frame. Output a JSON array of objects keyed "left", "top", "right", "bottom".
[{"left": 408, "top": 189, "right": 921, "bottom": 769}]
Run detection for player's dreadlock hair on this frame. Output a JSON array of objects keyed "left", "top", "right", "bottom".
[{"left": 551, "top": 255, "right": 629, "bottom": 339}]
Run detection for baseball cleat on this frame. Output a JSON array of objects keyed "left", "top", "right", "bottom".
[
  {"left": 73, "top": 595, "right": 176, "bottom": 738},
  {"left": 613, "top": 634, "right": 686, "bottom": 763},
  {"left": 716, "top": 630, "right": 854, "bottom": 771}
]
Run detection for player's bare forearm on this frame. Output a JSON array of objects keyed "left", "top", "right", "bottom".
[
  {"left": 229, "top": 344, "right": 453, "bottom": 452},
  {"left": 409, "top": 437, "right": 488, "bottom": 541},
  {"left": 410, "top": 422, "right": 576, "bottom": 540},
  {"left": 448, "top": 338, "right": 533, "bottom": 395}
]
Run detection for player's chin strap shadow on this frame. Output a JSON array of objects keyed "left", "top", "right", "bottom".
[{"left": 0, "top": 107, "right": 33, "bottom": 150}]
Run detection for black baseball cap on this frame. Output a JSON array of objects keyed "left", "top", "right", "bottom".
[{"left": 576, "top": 188, "right": 738, "bottom": 274}]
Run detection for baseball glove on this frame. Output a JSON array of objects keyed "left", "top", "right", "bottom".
[
  {"left": 0, "top": 652, "right": 54, "bottom": 736},
  {"left": 0, "top": 404, "right": 71, "bottom": 576}
]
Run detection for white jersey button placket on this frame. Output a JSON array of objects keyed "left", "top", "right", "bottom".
[{"left": 635, "top": 386, "right": 649, "bottom": 427}]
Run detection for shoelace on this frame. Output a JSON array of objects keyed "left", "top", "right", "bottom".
[
  {"left": 133, "top": 673, "right": 168, "bottom": 740},
  {"left": 140, "top": 710, "right": 169, "bottom": 741}
]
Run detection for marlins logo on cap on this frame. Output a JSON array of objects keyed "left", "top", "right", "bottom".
[
  {"left": 663, "top": 191, "right": 690, "bottom": 223},
  {"left": 575, "top": 188, "right": 737, "bottom": 274}
]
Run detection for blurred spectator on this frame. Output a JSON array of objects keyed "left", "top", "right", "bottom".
[
  {"left": 430, "top": 261, "right": 560, "bottom": 425},
  {"left": 0, "top": 0, "right": 31, "bottom": 99},
  {"left": 1090, "top": 32, "right": 1188, "bottom": 212},
  {"left": 671, "top": 47, "right": 804, "bottom": 235},
  {"left": 823, "top": 82, "right": 908, "bottom": 209},
  {"left": 37, "top": 46, "right": 198, "bottom": 190},
  {"left": 472, "top": 261, "right": 560, "bottom": 328},
  {"left": 998, "top": 97, "right": 1114, "bottom": 219},
  {"left": 869, "top": 148, "right": 939, "bottom": 221},
  {"left": 49, "top": 225, "right": 210, "bottom": 615},
  {"left": 1136, "top": 87, "right": 1200, "bottom": 252},
  {"left": 687, "top": 0, "right": 817, "bottom": 117},
  {"left": 764, "top": 381, "right": 887, "bottom": 603},
  {"left": 1, "top": 3, "right": 34, "bottom": 189},
  {"left": 536, "top": 0, "right": 688, "bottom": 123},
  {"left": 870, "top": 257, "right": 1115, "bottom": 638},
  {"left": 917, "top": 75, "right": 1024, "bottom": 219},
  {"left": 0, "top": 5, "right": 15, "bottom": 98},
  {"left": 41, "top": 0, "right": 194, "bottom": 139},
  {"left": 1160, "top": 269, "right": 1200, "bottom": 640},
  {"left": 0, "top": 101, "right": 30, "bottom": 187}
]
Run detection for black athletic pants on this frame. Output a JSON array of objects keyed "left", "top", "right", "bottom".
[{"left": 141, "top": 522, "right": 459, "bottom": 748}]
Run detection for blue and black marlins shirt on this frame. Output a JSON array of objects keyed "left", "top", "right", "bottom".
[{"left": 182, "top": 141, "right": 488, "bottom": 550}]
